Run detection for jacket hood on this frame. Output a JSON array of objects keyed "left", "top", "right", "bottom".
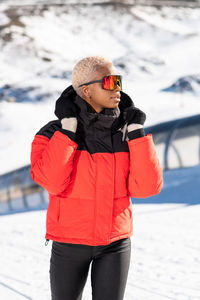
[{"left": 55, "top": 84, "right": 135, "bottom": 131}]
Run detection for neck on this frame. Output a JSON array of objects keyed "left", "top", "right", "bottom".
[
  {"left": 74, "top": 94, "right": 121, "bottom": 128},
  {"left": 80, "top": 97, "right": 104, "bottom": 114}
]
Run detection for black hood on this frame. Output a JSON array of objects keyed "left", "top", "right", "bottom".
[{"left": 55, "top": 84, "right": 135, "bottom": 132}]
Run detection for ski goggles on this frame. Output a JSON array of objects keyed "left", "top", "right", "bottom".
[{"left": 78, "top": 75, "right": 122, "bottom": 91}]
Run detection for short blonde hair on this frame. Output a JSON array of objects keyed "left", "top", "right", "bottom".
[{"left": 72, "top": 55, "right": 116, "bottom": 96}]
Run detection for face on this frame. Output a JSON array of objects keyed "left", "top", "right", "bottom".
[{"left": 80, "top": 62, "right": 121, "bottom": 113}]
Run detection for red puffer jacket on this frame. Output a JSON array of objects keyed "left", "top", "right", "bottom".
[{"left": 30, "top": 86, "right": 163, "bottom": 246}]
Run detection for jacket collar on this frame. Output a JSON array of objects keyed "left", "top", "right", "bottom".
[
  {"left": 74, "top": 93, "right": 121, "bottom": 128},
  {"left": 55, "top": 85, "right": 135, "bottom": 130}
]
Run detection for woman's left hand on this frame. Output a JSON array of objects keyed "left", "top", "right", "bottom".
[{"left": 123, "top": 106, "right": 146, "bottom": 126}]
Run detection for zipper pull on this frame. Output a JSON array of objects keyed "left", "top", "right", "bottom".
[
  {"left": 45, "top": 239, "right": 49, "bottom": 246},
  {"left": 122, "top": 123, "right": 128, "bottom": 141}
]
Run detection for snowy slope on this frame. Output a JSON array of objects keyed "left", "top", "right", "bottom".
[
  {"left": 1, "top": 204, "right": 199, "bottom": 300},
  {"left": 0, "top": 165, "right": 200, "bottom": 299},
  {"left": 0, "top": 3, "right": 200, "bottom": 174}
]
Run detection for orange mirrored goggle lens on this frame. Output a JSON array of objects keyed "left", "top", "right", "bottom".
[{"left": 103, "top": 75, "right": 122, "bottom": 90}]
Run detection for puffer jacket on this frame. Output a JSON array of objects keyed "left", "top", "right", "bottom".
[{"left": 30, "top": 85, "right": 163, "bottom": 246}]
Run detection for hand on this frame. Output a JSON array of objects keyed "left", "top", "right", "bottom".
[
  {"left": 123, "top": 106, "right": 146, "bottom": 126},
  {"left": 123, "top": 106, "right": 146, "bottom": 140},
  {"left": 54, "top": 85, "right": 79, "bottom": 133}
]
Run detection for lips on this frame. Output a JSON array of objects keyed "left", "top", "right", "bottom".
[{"left": 111, "top": 94, "right": 120, "bottom": 101}]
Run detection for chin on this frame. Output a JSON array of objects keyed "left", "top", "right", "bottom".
[
  {"left": 104, "top": 103, "right": 119, "bottom": 110},
  {"left": 112, "top": 103, "right": 119, "bottom": 107}
]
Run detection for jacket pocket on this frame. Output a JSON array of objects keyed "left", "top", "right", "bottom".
[
  {"left": 110, "top": 196, "right": 133, "bottom": 238},
  {"left": 58, "top": 197, "right": 94, "bottom": 239},
  {"left": 47, "top": 194, "right": 60, "bottom": 223}
]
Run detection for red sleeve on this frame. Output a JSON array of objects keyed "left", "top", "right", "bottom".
[
  {"left": 127, "top": 134, "right": 163, "bottom": 198},
  {"left": 30, "top": 130, "right": 78, "bottom": 195}
]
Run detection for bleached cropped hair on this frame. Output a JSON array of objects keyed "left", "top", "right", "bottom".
[{"left": 72, "top": 56, "right": 115, "bottom": 96}]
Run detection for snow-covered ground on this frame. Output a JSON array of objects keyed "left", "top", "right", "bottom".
[
  {"left": 0, "top": 199, "right": 199, "bottom": 299},
  {"left": 0, "top": 165, "right": 200, "bottom": 300},
  {"left": 0, "top": 2, "right": 200, "bottom": 174}
]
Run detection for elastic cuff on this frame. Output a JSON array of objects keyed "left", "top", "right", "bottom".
[
  {"left": 127, "top": 128, "right": 145, "bottom": 140},
  {"left": 127, "top": 123, "right": 143, "bottom": 132},
  {"left": 61, "top": 117, "right": 77, "bottom": 132},
  {"left": 59, "top": 128, "right": 76, "bottom": 141}
]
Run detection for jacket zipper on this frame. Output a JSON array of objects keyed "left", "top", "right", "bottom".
[{"left": 45, "top": 239, "right": 49, "bottom": 246}]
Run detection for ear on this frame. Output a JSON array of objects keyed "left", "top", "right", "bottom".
[{"left": 81, "top": 86, "right": 91, "bottom": 99}]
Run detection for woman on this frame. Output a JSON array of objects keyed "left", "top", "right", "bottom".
[{"left": 30, "top": 56, "right": 163, "bottom": 300}]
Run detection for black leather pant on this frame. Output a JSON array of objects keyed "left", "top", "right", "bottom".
[{"left": 49, "top": 237, "right": 131, "bottom": 300}]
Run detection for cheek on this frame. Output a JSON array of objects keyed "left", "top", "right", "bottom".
[
  {"left": 94, "top": 87, "right": 110, "bottom": 103},
  {"left": 99, "top": 93, "right": 111, "bottom": 105}
]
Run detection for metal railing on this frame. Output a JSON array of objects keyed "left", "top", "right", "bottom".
[{"left": 145, "top": 114, "right": 200, "bottom": 171}]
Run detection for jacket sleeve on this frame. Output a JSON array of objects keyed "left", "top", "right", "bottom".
[
  {"left": 127, "top": 133, "right": 163, "bottom": 198},
  {"left": 30, "top": 130, "right": 78, "bottom": 195}
]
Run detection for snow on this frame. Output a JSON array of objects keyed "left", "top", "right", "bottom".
[
  {"left": 0, "top": 191, "right": 200, "bottom": 299},
  {"left": 0, "top": 2, "right": 200, "bottom": 299}
]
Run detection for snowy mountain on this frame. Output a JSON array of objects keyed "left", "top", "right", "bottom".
[{"left": 0, "top": 1, "right": 200, "bottom": 174}]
